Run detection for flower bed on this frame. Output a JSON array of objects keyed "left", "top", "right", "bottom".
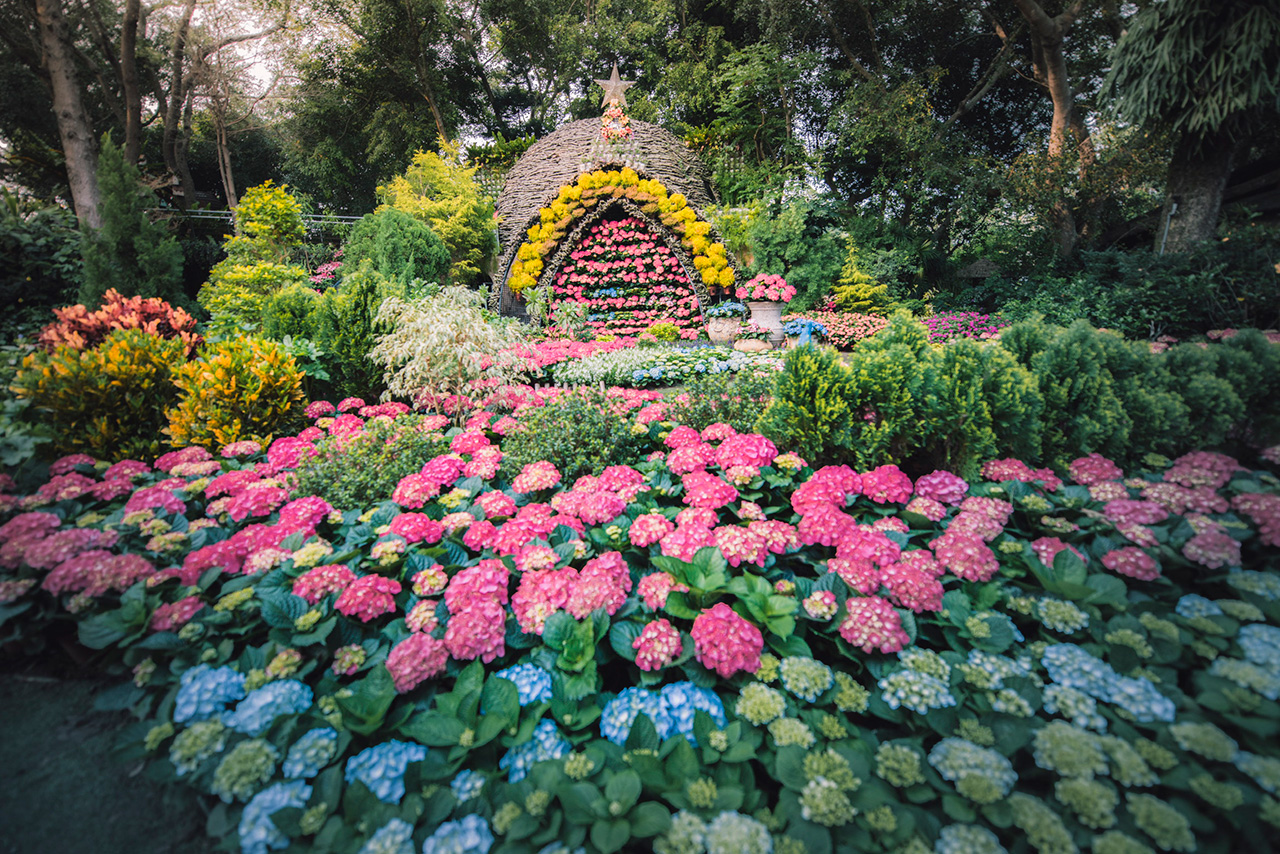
[
  {"left": 1, "top": 402, "right": 1280, "bottom": 854},
  {"left": 923, "top": 311, "right": 1009, "bottom": 343},
  {"left": 548, "top": 346, "right": 783, "bottom": 388},
  {"left": 782, "top": 311, "right": 889, "bottom": 350},
  {"left": 550, "top": 217, "right": 704, "bottom": 340}
]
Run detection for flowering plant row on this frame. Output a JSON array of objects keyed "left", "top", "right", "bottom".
[
  {"left": 507, "top": 168, "right": 732, "bottom": 295},
  {"left": 547, "top": 346, "right": 783, "bottom": 388},
  {"left": 922, "top": 312, "right": 1009, "bottom": 343},
  {"left": 550, "top": 217, "right": 704, "bottom": 340},
  {"left": 781, "top": 312, "right": 889, "bottom": 350},
  {"left": 737, "top": 274, "right": 796, "bottom": 304},
  {"left": 1, "top": 394, "right": 1280, "bottom": 854}
]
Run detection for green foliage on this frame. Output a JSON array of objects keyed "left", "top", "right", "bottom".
[
  {"left": 831, "top": 245, "right": 892, "bottom": 315},
  {"left": 369, "top": 286, "right": 527, "bottom": 411},
  {"left": 78, "top": 135, "right": 184, "bottom": 308},
  {"left": 166, "top": 337, "right": 305, "bottom": 449},
  {"left": 500, "top": 389, "right": 650, "bottom": 484},
  {"left": 664, "top": 370, "right": 777, "bottom": 435},
  {"left": 342, "top": 208, "right": 451, "bottom": 291},
  {"left": 0, "top": 191, "right": 82, "bottom": 317},
  {"left": 11, "top": 328, "right": 184, "bottom": 461},
  {"left": 261, "top": 285, "right": 323, "bottom": 342},
  {"left": 313, "top": 262, "right": 407, "bottom": 401},
  {"left": 291, "top": 413, "right": 450, "bottom": 510},
  {"left": 755, "top": 344, "right": 858, "bottom": 465},
  {"left": 377, "top": 148, "right": 496, "bottom": 287},
  {"left": 732, "top": 198, "right": 845, "bottom": 311},
  {"left": 228, "top": 181, "right": 306, "bottom": 263},
  {"left": 1093, "top": 332, "right": 1194, "bottom": 458}
]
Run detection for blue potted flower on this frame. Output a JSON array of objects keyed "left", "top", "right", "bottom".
[
  {"left": 782, "top": 317, "right": 828, "bottom": 347},
  {"left": 704, "top": 302, "right": 747, "bottom": 346}
]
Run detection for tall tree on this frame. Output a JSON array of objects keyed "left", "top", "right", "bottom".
[{"left": 1109, "top": 0, "right": 1280, "bottom": 253}]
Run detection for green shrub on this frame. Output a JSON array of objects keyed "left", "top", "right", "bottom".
[
  {"left": 755, "top": 343, "right": 858, "bottom": 465},
  {"left": 1093, "top": 331, "right": 1193, "bottom": 458},
  {"left": 12, "top": 328, "right": 184, "bottom": 461},
  {"left": 978, "top": 342, "right": 1045, "bottom": 465},
  {"left": 501, "top": 389, "right": 650, "bottom": 483},
  {"left": 314, "top": 262, "right": 405, "bottom": 401},
  {"left": 666, "top": 370, "right": 777, "bottom": 435},
  {"left": 261, "top": 284, "right": 324, "bottom": 342},
  {"left": 343, "top": 208, "right": 451, "bottom": 291},
  {"left": 79, "top": 134, "right": 184, "bottom": 308},
  {"left": 166, "top": 337, "right": 305, "bottom": 449},
  {"left": 0, "top": 192, "right": 82, "bottom": 317},
  {"left": 291, "top": 414, "right": 450, "bottom": 509}
]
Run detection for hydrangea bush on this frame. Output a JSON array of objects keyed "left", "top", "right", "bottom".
[{"left": 1, "top": 399, "right": 1280, "bottom": 854}]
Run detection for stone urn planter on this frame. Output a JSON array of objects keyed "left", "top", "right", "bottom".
[
  {"left": 747, "top": 300, "right": 785, "bottom": 347},
  {"left": 733, "top": 338, "right": 772, "bottom": 353},
  {"left": 706, "top": 317, "right": 742, "bottom": 346}
]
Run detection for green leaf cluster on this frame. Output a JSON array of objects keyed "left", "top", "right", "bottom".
[{"left": 342, "top": 207, "right": 451, "bottom": 292}]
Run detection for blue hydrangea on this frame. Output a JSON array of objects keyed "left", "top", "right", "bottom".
[
  {"left": 499, "top": 718, "right": 571, "bottom": 782},
  {"left": 600, "top": 687, "right": 672, "bottom": 745},
  {"left": 358, "top": 818, "right": 415, "bottom": 854},
  {"left": 928, "top": 737, "right": 1017, "bottom": 797},
  {"left": 421, "top": 813, "right": 494, "bottom": 854},
  {"left": 226, "top": 680, "right": 313, "bottom": 736},
  {"left": 238, "top": 780, "right": 311, "bottom": 854},
  {"left": 1042, "top": 684, "right": 1107, "bottom": 732},
  {"left": 963, "top": 650, "right": 1032, "bottom": 690},
  {"left": 1041, "top": 644, "right": 1175, "bottom": 723},
  {"left": 344, "top": 740, "right": 428, "bottom": 804},
  {"left": 1226, "top": 569, "right": 1280, "bottom": 601},
  {"left": 879, "top": 670, "right": 956, "bottom": 714},
  {"left": 450, "top": 769, "right": 485, "bottom": 802},
  {"left": 660, "top": 681, "right": 726, "bottom": 745},
  {"left": 1238, "top": 624, "right": 1280, "bottom": 671},
  {"left": 174, "top": 664, "right": 246, "bottom": 724},
  {"left": 282, "top": 727, "right": 339, "bottom": 779},
  {"left": 494, "top": 663, "right": 553, "bottom": 706},
  {"left": 1176, "top": 594, "right": 1224, "bottom": 619},
  {"left": 1209, "top": 656, "right": 1280, "bottom": 700}
]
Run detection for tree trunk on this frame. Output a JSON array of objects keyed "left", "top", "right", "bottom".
[
  {"left": 121, "top": 0, "right": 142, "bottom": 164},
  {"left": 1158, "top": 130, "right": 1240, "bottom": 254},
  {"left": 34, "top": 0, "right": 101, "bottom": 228},
  {"left": 162, "top": 0, "right": 197, "bottom": 209}
]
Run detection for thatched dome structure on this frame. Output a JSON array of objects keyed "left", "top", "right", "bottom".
[{"left": 493, "top": 117, "right": 718, "bottom": 314}]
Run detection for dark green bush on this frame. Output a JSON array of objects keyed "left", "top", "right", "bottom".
[
  {"left": 291, "top": 414, "right": 450, "bottom": 510},
  {"left": 666, "top": 370, "right": 777, "bottom": 434},
  {"left": 314, "top": 262, "right": 404, "bottom": 400},
  {"left": 500, "top": 389, "right": 651, "bottom": 484},
  {"left": 755, "top": 343, "right": 858, "bottom": 466},
  {"left": 262, "top": 284, "right": 324, "bottom": 341},
  {"left": 343, "top": 208, "right": 451, "bottom": 291},
  {"left": 79, "top": 135, "right": 185, "bottom": 308},
  {"left": 0, "top": 193, "right": 82, "bottom": 321}
]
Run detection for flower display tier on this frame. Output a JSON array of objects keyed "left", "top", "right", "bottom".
[{"left": 550, "top": 215, "right": 703, "bottom": 339}]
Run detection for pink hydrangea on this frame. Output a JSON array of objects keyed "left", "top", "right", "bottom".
[
  {"left": 1068, "top": 453, "right": 1124, "bottom": 485},
  {"left": 667, "top": 442, "right": 716, "bottom": 474},
  {"left": 515, "top": 544, "right": 560, "bottom": 573},
  {"left": 690, "top": 602, "right": 763, "bottom": 678},
  {"left": 391, "top": 473, "right": 441, "bottom": 509},
  {"left": 829, "top": 557, "right": 880, "bottom": 595},
  {"left": 598, "top": 465, "right": 646, "bottom": 494},
  {"left": 797, "top": 503, "right": 859, "bottom": 548},
  {"left": 43, "top": 551, "right": 156, "bottom": 596},
  {"left": 278, "top": 496, "right": 334, "bottom": 532},
  {"left": 904, "top": 496, "right": 948, "bottom": 522},
  {"left": 715, "top": 434, "right": 778, "bottom": 470},
  {"left": 103, "top": 459, "right": 152, "bottom": 482},
  {"left": 1031, "top": 536, "right": 1085, "bottom": 568},
  {"left": 333, "top": 574, "right": 401, "bottom": 621},
  {"left": 292, "top": 564, "right": 357, "bottom": 604},
  {"left": 443, "top": 599, "right": 507, "bottom": 662},
  {"left": 387, "top": 632, "right": 449, "bottom": 693},
  {"left": 835, "top": 526, "right": 901, "bottom": 567},
  {"left": 405, "top": 599, "right": 440, "bottom": 633},
  {"left": 411, "top": 567, "right": 448, "bottom": 597},
  {"left": 155, "top": 445, "right": 212, "bottom": 473},
  {"left": 88, "top": 479, "right": 134, "bottom": 502},
  {"left": 1233, "top": 493, "right": 1280, "bottom": 547},
  {"left": 205, "top": 469, "right": 262, "bottom": 498},
  {"left": 474, "top": 491, "right": 517, "bottom": 520},
  {"left": 226, "top": 485, "right": 290, "bottom": 522},
  {"left": 1089, "top": 482, "right": 1129, "bottom": 502},
  {"left": 575, "top": 491, "right": 627, "bottom": 526},
  {"left": 633, "top": 618, "right": 682, "bottom": 671},
  {"left": 659, "top": 525, "right": 716, "bottom": 561},
  {"left": 0, "top": 511, "right": 61, "bottom": 544},
  {"left": 675, "top": 507, "right": 719, "bottom": 529},
  {"left": 930, "top": 531, "right": 1000, "bottom": 582},
  {"left": 464, "top": 447, "right": 503, "bottom": 480},
  {"left": 1104, "top": 499, "right": 1169, "bottom": 527},
  {"left": 566, "top": 556, "right": 631, "bottom": 619},
  {"left": 462, "top": 519, "right": 497, "bottom": 551},
  {"left": 664, "top": 426, "right": 703, "bottom": 449},
  {"left": 681, "top": 471, "right": 738, "bottom": 509},
  {"left": 440, "top": 512, "right": 475, "bottom": 535},
  {"left": 50, "top": 453, "right": 97, "bottom": 475},
  {"left": 637, "top": 572, "right": 688, "bottom": 610},
  {"left": 629, "top": 513, "right": 675, "bottom": 547},
  {"left": 881, "top": 560, "right": 944, "bottom": 613},
  {"left": 264, "top": 437, "right": 317, "bottom": 471},
  {"left": 913, "top": 470, "right": 969, "bottom": 505},
  {"left": 388, "top": 513, "right": 444, "bottom": 545},
  {"left": 803, "top": 590, "right": 838, "bottom": 620},
  {"left": 444, "top": 560, "right": 510, "bottom": 611},
  {"left": 20, "top": 528, "right": 111, "bottom": 570},
  {"left": 1101, "top": 547, "right": 1160, "bottom": 581},
  {"left": 336, "top": 397, "right": 365, "bottom": 412},
  {"left": 511, "top": 461, "right": 562, "bottom": 493},
  {"left": 1182, "top": 531, "right": 1242, "bottom": 569},
  {"left": 749, "top": 520, "right": 798, "bottom": 555},
  {"left": 149, "top": 595, "right": 205, "bottom": 632},
  {"left": 791, "top": 466, "right": 861, "bottom": 513},
  {"left": 839, "top": 596, "right": 911, "bottom": 653},
  {"left": 713, "top": 525, "right": 768, "bottom": 567},
  {"left": 860, "top": 464, "right": 913, "bottom": 504},
  {"left": 220, "top": 440, "right": 262, "bottom": 458},
  {"left": 450, "top": 429, "right": 490, "bottom": 455},
  {"left": 1164, "top": 451, "right": 1242, "bottom": 490},
  {"left": 511, "top": 567, "right": 575, "bottom": 634},
  {"left": 701, "top": 423, "right": 737, "bottom": 442},
  {"left": 305, "top": 400, "right": 335, "bottom": 419},
  {"left": 421, "top": 454, "right": 467, "bottom": 489}
]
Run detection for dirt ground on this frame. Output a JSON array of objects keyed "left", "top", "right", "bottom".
[{"left": 0, "top": 661, "right": 217, "bottom": 854}]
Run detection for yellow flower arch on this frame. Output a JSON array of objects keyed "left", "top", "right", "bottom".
[{"left": 507, "top": 167, "right": 734, "bottom": 295}]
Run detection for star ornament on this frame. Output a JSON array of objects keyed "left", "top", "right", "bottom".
[{"left": 595, "top": 64, "right": 635, "bottom": 109}]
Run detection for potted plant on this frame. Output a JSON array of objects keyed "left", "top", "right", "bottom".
[
  {"left": 782, "top": 317, "right": 828, "bottom": 347},
  {"left": 733, "top": 321, "right": 774, "bottom": 352},
  {"left": 703, "top": 302, "right": 747, "bottom": 345},
  {"left": 736, "top": 274, "right": 795, "bottom": 345}
]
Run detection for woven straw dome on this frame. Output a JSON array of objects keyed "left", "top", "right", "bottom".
[{"left": 494, "top": 117, "right": 718, "bottom": 307}]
